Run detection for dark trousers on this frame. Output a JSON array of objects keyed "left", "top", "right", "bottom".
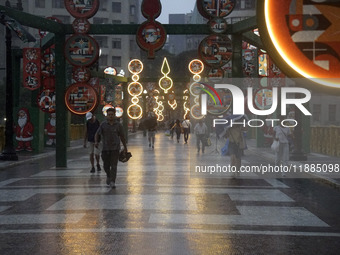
[
  {"left": 183, "top": 128, "right": 190, "bottom": 142},
  {"left": 196, "top": 134, "right": 206, "bottom": 152},
  {"left": 101, "top": 150, "right": 119, "bottom": 182}
]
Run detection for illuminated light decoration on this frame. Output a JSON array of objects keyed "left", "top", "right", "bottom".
[
  {"left": 102, "top": 104, "right": 114, "bottom": 116},
  {"left": 190, "top": 105, "right": 204, "bottom": 120},
  {"left": 168, "top": 100, "right": 177, "bottom": 110},
  {"left": 115, "top": 106, "right": 124, "bottom": 118},
  {"left": 128, "top": 59, "right": 144, "bottom": 74},
  {"left": 104, "top": 66, "right": 117, "bottom": 76},
  {"left": 183, "top": 101, "right": 190, "bottom": 120},
  {"left": 167, "top": 92, "right": 177, "bottom": 110},
  {"left": 152, "top": 90, "right": 164, "bottom": 121},
  {"left": 183, "top": 89, "right": 190, "bottom": 120},
  {"left": 262, "top": 0, "right": 340, "bottom": 89},
  {"left": 159, "top": 57, "right": 173, "bottom": 93},
  {"left": 188, "top": 59, "right": 204, "bottom": 82},
  {"left": 127, "top": 59, "right": 144, "bottom": 119},
  {"left": 198, "top": 83, "right": 223, "bottom": 106}
]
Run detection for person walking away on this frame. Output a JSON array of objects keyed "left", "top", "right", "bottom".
[
  {"left": 194, "top": 119, "right": 208, "bottom": 153},
  {"left": 273, "top": 119, "right": 292, "bottom": 176},
  {"left": 182, "top": 117, "right": 191, "bottom": 144},
  {"left": 95, "top": 108, "right": 127, "bottom": 188},
  {"left": 84, "top": 112, "right": 101, "bottom": 173},
  {"left": 171, "top": 119, "right": 183, "bottom": 143},
  {"left": 147, "top": 112, "right": 157, "bottom": 149},
  {"left": 225, "top": 120, "right": 246, "bottom": 177},
  {"left": 169, "top": 119, "right": 175, "bottom": 139}
]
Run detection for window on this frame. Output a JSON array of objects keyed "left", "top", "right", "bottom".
[
  {"left": 35, "top": 0, "right": 45, "bottom": 8},
  {"left": 245, "top": 0, "right": 255, "bottom": 9},
  {"left": 99, "top": 55, "right": 108, "bottom": 67},
  {"left": 112, "top": 38, "right": 121, "bottom": 49},
  {"left": 94, "top": 36, "right": 108, "bottom": 48},
  {"left": 234, "top": 0, "right": 255, "bottom": 10},
  {"left": 112, "top": 2, "right": 121, "bottom": 13},
  {"left": 112, "top": 56, "right": 121, "bottom": 67},
  {"left": 130, "top": 39, "right": 135, "bottom": 52},
  {"left": 130, "top": 5, "right": 136, "bottom": 15},
  {"left": 100, "top": 0, "right": 108, "bottom": 11},
  {"left": 112, "top": 20, "right": 122, "bottom": 24},
  {"left": 313, "top": 104, "right": 321, "bottom": 122},
  {"left": 93, "top": 18, "right": 108, "bottom": 24},
  {"left": 329, "top": 104, "right": 336, "bottom": 122},
  {"left": 52, "top": 0, "right": 64, "bottom": 8}
]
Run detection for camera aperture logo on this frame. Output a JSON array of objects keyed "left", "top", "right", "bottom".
[{"left": 199, "top": 84, "right": 312, "bottom": 127}]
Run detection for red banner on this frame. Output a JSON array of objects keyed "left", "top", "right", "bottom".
[{"left": 23, "top": 48, "right": 41, "bottom": 90}]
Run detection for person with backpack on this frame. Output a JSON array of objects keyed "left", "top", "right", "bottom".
[
  {"left": 95, "top": 108, "right": 127, "bottom": 189},
  {"left": 146, "top": 112, "right": 157, "bottom": 149},
  {"left": 83, "top": 112, "right": 101, "bottom": 173},
  {"left": 171, "top": 119, "right": 183, "bottom": 143}
]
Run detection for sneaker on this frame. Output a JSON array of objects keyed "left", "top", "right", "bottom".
[
  {"left": 90, "top": 167, "right": 95, "bottom": 173},
  {"left": 106, "top": 177, "right": 110, "bottom": 185},
  {"left": 97, "top": 164, "right": 101, "bottom": 171},
  {"left": 110, "top": 181, "right": 116, "bottom": 189},
  {"left": 26, "top": 147, "right": 33, "bottom": 152}
]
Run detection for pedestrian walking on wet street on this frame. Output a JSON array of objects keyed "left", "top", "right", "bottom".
[
  {"left": 194, "top": 119, "right": 208, "bottom": 153},
  {"left": 171, "top": 119, "right": 183, "bottom": 143},
  {"left": 182, "top": 117, "right": 191, "bottom": 144},
  {"left": 95, "top": 108, "right": 127, "bottom": 189},
  {"left": 83, "top": 112, "right": 101, "bottom": 173}
]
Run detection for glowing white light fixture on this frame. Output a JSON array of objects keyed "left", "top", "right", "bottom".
[
  {"left": 159, "top": 57, "right": 173, "bottom": 94},
  {"left": 127, "top": 59, "right": 144, "bottom": 119}
]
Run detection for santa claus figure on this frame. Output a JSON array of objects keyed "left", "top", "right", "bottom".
[
  {"left": 15, "top": 108, "right": 34, "bottom": 152},
  {"left": 45, "top": 113, "right": 56, "bottom": 146}
]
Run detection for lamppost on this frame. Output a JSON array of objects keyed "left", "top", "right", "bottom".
[{"left": 0, "top": 0, "right": 35, "bottom": 161}]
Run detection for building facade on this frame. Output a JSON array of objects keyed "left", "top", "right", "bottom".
[{"left": 25, "top": 0, "right": 142, "bottom": 72}]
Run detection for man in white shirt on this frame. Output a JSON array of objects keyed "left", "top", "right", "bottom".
[
  {"left": 273, "top": 120, "right": 292, "bottom": 174},
  {"left": 181, "top": 117, "right": 191, "bottom": 144},
  {"left": 194, "top": 119, "right": 208, "bottom": 153}
]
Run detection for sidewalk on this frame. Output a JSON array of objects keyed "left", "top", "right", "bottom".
[
  {"left": 0, "top": 134, "right": 339, "bottom": 189},
  {"left": 246, "top": 139, "right": 340, "bottom": 190}
]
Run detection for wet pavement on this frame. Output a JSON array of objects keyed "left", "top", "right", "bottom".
[{"left": 0, "top": 132, "right": 339, "bottom": 254}]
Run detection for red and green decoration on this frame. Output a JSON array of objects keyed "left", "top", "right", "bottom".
[
  {"left": 64, "top": 0, "right": 100, "bottom": 116},
  {"left": 257, "top": 0, "right": 340, "bottom": 92},
  {"left": 64, "top": 34, "right": 100, "bottom": 67},
  {"left": 37, "top": 89, "right": 56, "bottom": 113},
  {"left": 136, "top": 0, "right": 166, "bottom": 58},
  {"left": 196, "top": 0, "right": 235, "bottom": 81},
  {"left": 72, "top": 18, "right": 91, "bottom": 34},
  {"left": 23, "top": 48, "right": 42, "bottom": 91},
  {"left": 198, "top": 35, "right": 233, "bottom": 67},
  {"left": 64, "top": 0, "right": 99, "bottom": 19},
  {"left": 64, "top": 83, "right": 99, "bottom": 115}
]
